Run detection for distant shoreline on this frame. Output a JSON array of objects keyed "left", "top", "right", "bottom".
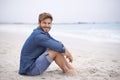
[{"left": 0, "top": 22, "right": 120, "bottom": 25}]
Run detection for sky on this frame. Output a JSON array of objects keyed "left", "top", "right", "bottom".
[{"left": 0, "top": 0, "right": 120, "bottom": 23}]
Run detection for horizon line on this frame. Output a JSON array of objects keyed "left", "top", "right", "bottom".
[{"left": 0, "top": 22, "right": 120, "bottom": 25}]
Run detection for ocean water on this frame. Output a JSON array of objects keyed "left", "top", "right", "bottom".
[
  {"left": 51, "top": 24, "right": 120, "bottom": 43},
  {"left": 0, "top": 23, "right": 120, "bottom": 43}
]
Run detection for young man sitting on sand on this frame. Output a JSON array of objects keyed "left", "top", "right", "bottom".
[{"left": 19, "top": 12, "right": 76, "bottom": 76}]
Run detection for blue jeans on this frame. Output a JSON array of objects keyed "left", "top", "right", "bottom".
[{"left": 27, "top": 50, "right": 53, "bottom": 76}]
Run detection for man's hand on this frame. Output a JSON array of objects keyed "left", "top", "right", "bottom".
[{"left": 64, "top": 50, "right": 73, "bottom": 63}]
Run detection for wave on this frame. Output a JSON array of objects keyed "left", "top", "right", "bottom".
[{"left": 51, "top": 31, "right": 120, "bottom": 43}]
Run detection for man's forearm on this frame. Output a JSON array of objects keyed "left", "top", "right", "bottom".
[{"left": 64, "top": 49, "right": 73, "bottom": 62}]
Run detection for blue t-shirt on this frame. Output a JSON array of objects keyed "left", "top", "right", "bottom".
[{"left": 19, "top": 27, "right": 65, "bottom": 74}]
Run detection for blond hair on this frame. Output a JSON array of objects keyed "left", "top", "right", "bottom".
[{"left": 38, "top": 12, "right": 53, "bottom": 23}]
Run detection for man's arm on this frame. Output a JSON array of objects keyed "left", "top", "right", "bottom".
[
  {"left": 63, "top": 49, "right": 73, "bottom": 63},
  {"left": 35, "top": 34, "right": 65, "bottom": 53}
]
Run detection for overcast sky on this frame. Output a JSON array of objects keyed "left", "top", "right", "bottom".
[{"left": 0, "top": 0, "right": 120, "bottom": 23}]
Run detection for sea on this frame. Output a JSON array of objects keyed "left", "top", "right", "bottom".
[{"left": 0, "top": 23, "right": 120, "bottom": 43}]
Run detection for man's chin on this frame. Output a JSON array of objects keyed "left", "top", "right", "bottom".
[{"left": 43, "top": 29, "right": 50, "bottom": 33}]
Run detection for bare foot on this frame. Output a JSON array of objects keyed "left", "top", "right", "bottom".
[{"left": 64, "top": 69, "right": 77, "bottom": 75}]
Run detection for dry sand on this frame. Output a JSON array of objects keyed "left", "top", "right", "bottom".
[{"left": 0, "top": 25, "right": 120, "bottom": 80}]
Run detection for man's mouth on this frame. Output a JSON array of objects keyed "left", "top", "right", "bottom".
[{"left": 43, "top": 27, "right": 50, "bottom": 32}]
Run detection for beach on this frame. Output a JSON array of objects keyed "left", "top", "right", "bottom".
[{"left": 0, "top": 24, "right": 120, "bottom": 80}]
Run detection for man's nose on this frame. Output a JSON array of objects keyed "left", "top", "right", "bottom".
[{"left": 46, "top": 24, "right": 50, "bottom": 27}]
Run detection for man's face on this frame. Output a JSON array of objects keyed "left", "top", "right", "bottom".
[{"left": 39, "top": 18, "right": 52, "bottom": 33}]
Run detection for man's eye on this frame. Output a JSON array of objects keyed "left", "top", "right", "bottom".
[
  {"left": 48, "top": 23, "right": 51, "bottom": 25},
  {"left": 43, "top": 22, "right": 46, "bottom": 24}
]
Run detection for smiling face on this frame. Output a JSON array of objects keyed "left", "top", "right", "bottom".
[
  {"left": 38, "top": 12, "right": 53, "bottom": 33},
  {"left": 39, "top": 18, "right": 52, "bottom": 33}
]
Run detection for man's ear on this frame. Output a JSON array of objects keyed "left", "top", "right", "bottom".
[{"left": 38, "top": 22, "right": 41, "bottom": 26}]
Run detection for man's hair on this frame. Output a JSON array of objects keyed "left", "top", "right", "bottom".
[{"left": 38, "top": 12, "right": 53, "bottom": 23}]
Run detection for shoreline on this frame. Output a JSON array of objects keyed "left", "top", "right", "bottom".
[{"left": 0, "top": 22, "right": 120, "bottom": 25}]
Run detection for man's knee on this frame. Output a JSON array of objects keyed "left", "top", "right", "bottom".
[
  {"left": 47, "top": 49, "right": 62, "bottom": 59},
  {"left": 47, "top": 49, "right": 58, "bottom": 59},
  {"left": 48, "top": 49, "right": 58, "bottom": 54}
]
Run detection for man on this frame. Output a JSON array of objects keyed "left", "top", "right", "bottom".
[{"left": 19, "top": 12, "right": 76, "bottom": 76}]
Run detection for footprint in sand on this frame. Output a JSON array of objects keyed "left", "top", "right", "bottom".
[
  {"left": 0, "top": 51, "right": 7, "bottom": 54},
  {"left": 108, "top": 70, "right": 120, "bottom": 77},
  {"left": 112, "top": 60, "right": 118, "bottom": 63},
  {"left": 0, "top": 48, "right": 8, "bottom": 54},
  {"left": 87, "top": 67, "right": 99, "bottom": 74}
]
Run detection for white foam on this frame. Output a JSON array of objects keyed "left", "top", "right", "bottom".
[{"left": 51, "top": 31, "right": 120, "bottom": 43}]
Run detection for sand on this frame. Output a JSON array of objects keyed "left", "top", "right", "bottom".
[{"left": 0, "top": 25, "right": 120, "bottom": 80}]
